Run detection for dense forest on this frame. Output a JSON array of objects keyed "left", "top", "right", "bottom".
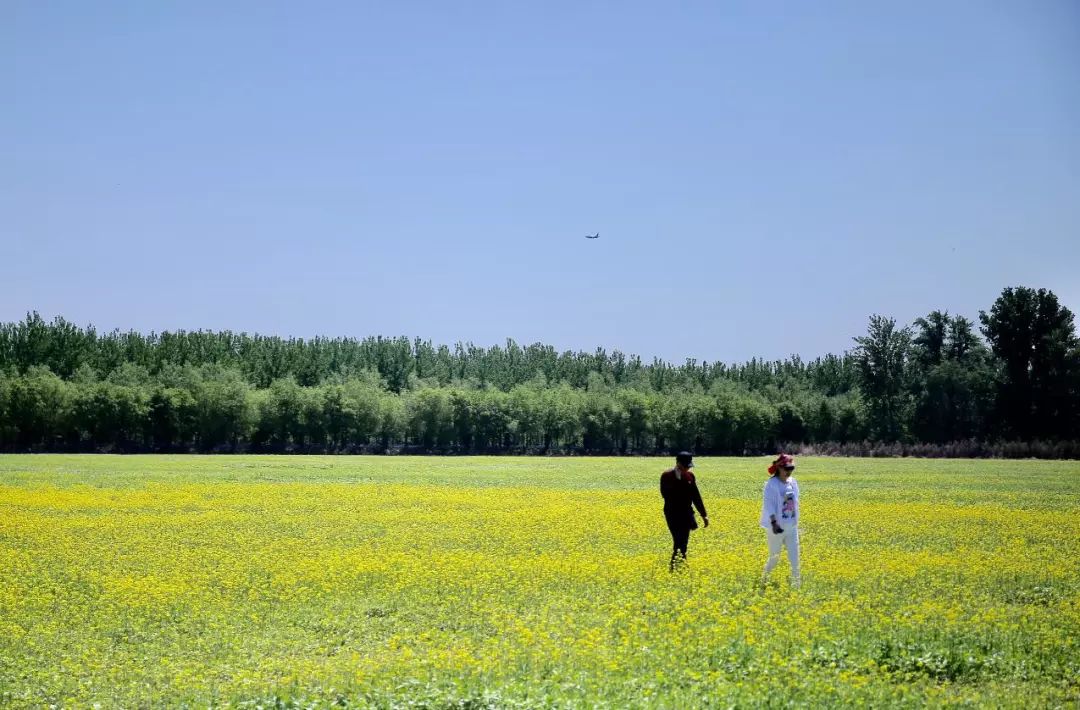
[{"left": 1, "top": 286, "right": 1077, "bottom": 457}]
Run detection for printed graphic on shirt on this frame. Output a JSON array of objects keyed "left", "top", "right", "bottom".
[{"left": 781, "top": 483, "right": 796, "bottom": 520}]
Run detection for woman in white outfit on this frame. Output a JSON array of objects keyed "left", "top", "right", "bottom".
[{"left": 761, "top": 453, "right": 800, "bottom": 588}]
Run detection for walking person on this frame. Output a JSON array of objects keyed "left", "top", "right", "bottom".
[
  {"left": 660, "top": 451, "right": 708, "bottom": 570},
  {"left": 761, "top": 453, "right": 800, "bottom": 588}
]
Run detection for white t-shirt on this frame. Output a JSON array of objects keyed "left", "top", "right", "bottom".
[{"left": 760, "top": 476, "right": 799, "bottom": 529}]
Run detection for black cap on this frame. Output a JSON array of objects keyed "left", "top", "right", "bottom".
[{"left": 675, "top": 451, "right": 694, "bottom": 468}]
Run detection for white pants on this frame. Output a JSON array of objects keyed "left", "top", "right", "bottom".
[{"left": 763, "top": 527, "right": 800, "bottom": 585}]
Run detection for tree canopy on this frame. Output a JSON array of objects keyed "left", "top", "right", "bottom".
[{"left": 1, "top": 285, "right": 1077, "bottom": 455}]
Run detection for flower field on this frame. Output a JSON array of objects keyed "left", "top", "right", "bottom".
[{"left": 1, "top": 455, "right": 1077, "bottom": 708}]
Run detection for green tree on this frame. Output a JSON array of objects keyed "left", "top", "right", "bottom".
[
  {"left": 912, "top": 360, "right": 992, "bottom": 442},
  {"left": 4, "top": 366, "right": 72, "bottom": 450},
  {"left": 377, "top": 392, "right": 407, "bottom": 450},
  {"left": 71, "top": 381, "right": 150, "bottom": 451},
  {"left": 912, "top": 311, "right": 950, "bottom": 369},
  {"left": 256, "top": 377, "right": 306, "bottom": 449},
  {"left": 407, "top": 387, "right": 455, "bottom": 450},
  {"left": 980, "top": 287, "right": 1080, "bottom": 439},
  {"left": 854, "top": 315, "right": 914, "bottom": 441},
  {"left": 775, "top": 401, "right": 808, "bottom": 443},
  {"left": 149, "top": 386, "right": 198, "bottom": 451},
  {"left": 194, "top": 368, "right": 254, "bottom": 451},
  {"left": 911, "top": 312, "right": 994, "bottom": 442}
]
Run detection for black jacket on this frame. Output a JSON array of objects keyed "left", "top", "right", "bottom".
[{"left": 660, "top": 468, "right": 707, "bottom": 520}]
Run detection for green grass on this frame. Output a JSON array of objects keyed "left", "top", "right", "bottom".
[{"left": 1, "top": 455, "right": 1078, "bottom": 708}]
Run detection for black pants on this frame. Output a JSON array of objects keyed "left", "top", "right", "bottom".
[{"left": 665, "top": 511, "right": 693, "bottom": 557}]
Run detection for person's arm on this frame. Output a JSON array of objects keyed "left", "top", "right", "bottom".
[
  {"left": 691, "top": 479, "right": 708, "bottom": 526},
  {"left": 764, "top": 481, "right": 783, "bottom": 533}
]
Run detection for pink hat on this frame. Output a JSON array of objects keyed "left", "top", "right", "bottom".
[{"left": 767, "top": 453, "right": 795, "bottom": 475}]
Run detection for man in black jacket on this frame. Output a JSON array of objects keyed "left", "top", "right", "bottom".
[{"left": 660, "top": 451, "right": 709, "bottom": 570}]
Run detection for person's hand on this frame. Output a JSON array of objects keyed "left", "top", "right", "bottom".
[
  {"left": 702, "top": 516, "right": 709, "bottom": 528},
  {"left": 771, "top": 521, "right": 784, "bottom": 534}
]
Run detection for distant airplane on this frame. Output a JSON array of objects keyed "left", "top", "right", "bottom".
[{"left": 585, "top": 233, "right": 599, "bottom": 239}]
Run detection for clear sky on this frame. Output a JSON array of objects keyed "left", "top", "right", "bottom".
[{"left": 3, "top": 1, "right": 1078, "bottom": 365}]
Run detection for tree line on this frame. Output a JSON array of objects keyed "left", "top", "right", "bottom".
[{"left": 0, "top": 286, "right": 1077, "bottom": 456}]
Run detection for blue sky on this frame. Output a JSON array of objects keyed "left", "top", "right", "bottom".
[{"left": 3, "top": 1, "right": 1078, "bottom": 364}]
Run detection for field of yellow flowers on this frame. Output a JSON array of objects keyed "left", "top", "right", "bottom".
[{"left": 1, "top": 455, "right": 1078, "bottom": 708}]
